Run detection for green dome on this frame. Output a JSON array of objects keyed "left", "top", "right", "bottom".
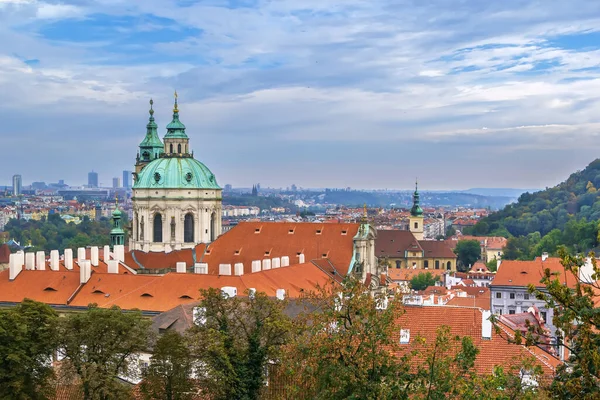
[{"left": 134, "top": 157, "right": 221, "bottom": 190}]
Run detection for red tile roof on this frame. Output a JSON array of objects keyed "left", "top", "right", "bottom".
[
  {"left": 418, "top": 240, "right": 457, "bottom": 259},
  {"left": 388, "top": 268, "right": 446, "bottom": 282},
  {"left": 492, "top": 258, "right": 576, "bottom": 288},
  {"left": 376, "top": 230, "right": 422, "bottom": 257},
  {"left": 0, "top": 269, "right": 81, "bottom": 305},
  {"left": 394, "top": 306, "right": 560, "bottom": 376}
]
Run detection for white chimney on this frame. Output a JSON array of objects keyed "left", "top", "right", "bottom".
[
  {"left": 103, "top": 245, "right": 111, "bottom": 261},
  {"left": 496, "top": 259, "right": 502, "bottom": 270},
  {"left": 276, "top": 289, "right": 286, "bottom": 300},
  {"left": 482, "top": 310, "right": 492, "bottom": 339},
  {"left": 234, "top": 263, "right": 244, "bottom": 276},
  {"left": 64, "top": 249, "right": 73, "bottom": 270},
  {"left": 251, "top": 260, "right": 261, "bottom": 273},
  {"left": 114, "top": 245, "right": 125, "bottom": 262},
  {"left": 9, "top": 253, "right": 23, "bottom": 280},
  {"left": 281, "top": 256, "right": 290, "bottom": 267},
  {"left": 36, "top": 251, "right": 46, "bottom": 270},
  {"left": 176, "top": 262, "right": 187, "bottom": 273},
  {"left": 194, "top": 263, "right": 208, "bottom": 274},
  {"left": 90, "top": 247, "right": 99, "bottom": 267},
  {"left": 77, "top": 247, "right": 86, "bottom": 263},
  {"left": 80, "top": 260, "right": 91, "bottom": 284},
  {"left": 271, "top": 257, "right": 281, "bottom": 269},
  {"left": 262, "top": 259, "right": 271, "bottom": 271},
  {"left": 541, "top": 252, "right": 549, "bottom": 262},
  {"left": 248, "top": 288, "right": 256, "bottom": 299},
  {"left": 107, "top": 260, "right": 119, "bottom": 274},
  {"left": 221, "top": 286, "right": 237, "bottom": 298},
  {"left": 50, "top": 250, "right": 59, "bottom": 271},
  {"left": 219, "top": 264, "right": 232, "bottom": 275},
  {"left": 25, "top": 252, "right": 35, "bottom": 270},
  {"left": 298, "top": 254, "right": 305, "bottom": 264}
]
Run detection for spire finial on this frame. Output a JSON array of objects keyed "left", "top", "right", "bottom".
[
  {"left": 363, "top": 203, "right": 367, "bottom": 218},
  {"left": 415, "top": 177, "right": 418, "bottom": 191},
  {"left": 173, "top": 90, "right": 178, "bottom": 113},
  {"left": 115, "top": 193, "right": 119, "bottom": 208},
  {"left": 149, "top": 98, "right": 154, "bottom": 116}
]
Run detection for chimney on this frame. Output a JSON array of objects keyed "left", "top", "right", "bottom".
[
  {"left": 79, "top": 260, "right": 91, "bottom": 284},
  {"left": 481, "top": 310, "right": 492, "bottom": 339},
  {"left": 64, "top": 249, "right": 73, "bottom": 270},
  {"left": 90, "top": 247, "right": 99, "bottom": 267},
  {"left": 298, "top": 254, "right": 305, "bottom": 264},
  {"left": 25, "top": 252, "right": 35, "bottom": 270},
  {"left": 36, "top": 251, "right": 46, "bottom": 270},
  {"left": 276, "top": 289, "right": 286, "bottom": 300},
  {"left": 271, "top": 257, "right": 281, "bottom": 269},
  {"left": 219, "top": 264, "right": 232, "bottom": 275},
  {"left": 114, "top": 245, "right": 125, "bottom": 262},
  {"left": 262, "top": 259, "right": 271, "bottom": 271},
  {"left": 234, "top": 263, "right": 244, "bottom": 276},
  {"left": 9, "top": 253, "right": 23, "bottom": 280},
  {"left": 194, "top": 263, "right": 208, "bottom": 274},
  {"left": 541, "top": 252, "right": 549, "bottom": 262},
  {"left": 281, "top": 256, "right": 290, "bottom": 267},
  {"left": 103, "top": 245, "right": 111, "bottom": 261},
  {"left": 251, "top": 260, "right": 261, "bottom": 273},
  {"left": 107, "top": 260, "right": 119, "bottom": 274},
  {"left": 176, "top": 262, "right": 187, "bottom": 273},
  {"left": 50, "top": 250, "right": 59, "bottom": 271},
  {"left": 77, "top": 247, "right": 86, "bottom": 263}
]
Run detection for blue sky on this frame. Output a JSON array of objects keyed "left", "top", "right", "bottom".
[{"left": 1, "top": 0, "right": 600, "bottom": 190}]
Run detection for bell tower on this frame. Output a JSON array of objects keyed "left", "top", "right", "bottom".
[
  {"left": 163, "top": 91, "right": 191, "bottom": 157},
  {"left": 135, "top": 99, "right": 164, "bottom": 177},
  {"left": 409, "top": 180, "right": 424, "bottom": 240}
]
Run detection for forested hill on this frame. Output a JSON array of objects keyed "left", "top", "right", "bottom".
[{"left": 466, "top": 159, "right": 600, "bottom": 259}]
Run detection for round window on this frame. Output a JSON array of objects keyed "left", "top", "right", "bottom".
[
  {"left": 154, "top": 172, "right": 161, "bottom": 182},
  {"left": 185, "top": 172, "right": 193, "bottom": 182}
]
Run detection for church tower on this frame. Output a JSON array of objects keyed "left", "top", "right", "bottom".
[
  {"left": 352, "top": 205, "right": 379, "bottom": 288},
  {"left": 110, "top": 198, "right": 125, "bottom": 248},
  {"left": 131, "top": 93, "right": 223, "bottom": 253},
  {"left": 135, "top": 99, "right": 164, "bottom": 177},
  {"left": 409, "top": 180, "right": 424, "bottom": 240}
]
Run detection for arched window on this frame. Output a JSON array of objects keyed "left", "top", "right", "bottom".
[
  {"left": 153, "top": 214, "right": 162, "bottom": 243},
  {"left": 414, "top": 222, "right": 418, "bottom": 229},
  {"left": 170, "top": 144, "right": 173, "bottom": 153},
  {"left": 435, "top": 260, "right": 440, "bottom": 269},
  {"left": 184, "top": 213, "right": 194, "bottom": 243},
  {"left": 447, "top": 261, "right": 452, "bottom": 270},
  {"left": 395, "top": 260, "right": 401, "bottom": 269},
  {"left": 424, "top": 260, "right": 429, "bottom": 269},
  {"left": 178, "top": 144, "right": 182, "bottom": 153}
]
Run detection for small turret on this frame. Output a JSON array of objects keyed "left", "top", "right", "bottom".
[
  {"left": 409, "top": 179, "right": 424, "bottom": 240},
  {"left": 163, "top": 91, "right": 191, "bottom": 156},
  {"left": 136, "top": 99, "right": 164, "bottom": 176},
  {"left": 110, "top": 195, "right": 125, "bottom": 248}
]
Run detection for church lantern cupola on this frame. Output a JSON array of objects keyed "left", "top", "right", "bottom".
[
  {"left": 409, "top": 180, "right": 424, "bottom": 240},
  {"left": 110, "top": 197, "right": 126, "bottom": 248},
  {"left": 164, "top": 91, "right": 191, "bottom": 157}
]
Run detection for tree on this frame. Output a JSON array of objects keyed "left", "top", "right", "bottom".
[
  {"left": 410, "top": 272, "right": 440, "bottom": 291},
  {"left": 0, "top": 299, "right": 59, "bottom": 400},
  {"left": 189, "top": 288, "right": 292, "bottom": 400},
  {"left": 59, "top": 305, "right": 151, "bottom": 400},
  {"left": 485, "top": 258, "right": 498, "bottom": 273},
  {"left": 445, "top": 226, "right": 456, "bottom": 238},
  {"left": 528, "top": 247, "right": 600, "bottom": 399},
  {"left": 140, "top": 330, "right": 195, "bottom": 400},
  {"left": 282, "top": 278, "right": 411, "bottom": 399},
  {"left": 454, "top": 240, "right": 481, "bottom": 271}
]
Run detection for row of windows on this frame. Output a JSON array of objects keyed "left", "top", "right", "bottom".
[
  {"left": 140, "top": 213, "right": 217, "bottom": 243},
  {"left": 495, "top": 292, "right": 530, "bottom": 300},
  {"left": 394, "top": 260, "right": 452, "bottom": 270},
  {"left": 168, "top": 143, "right": 187, "bottom": 154}
]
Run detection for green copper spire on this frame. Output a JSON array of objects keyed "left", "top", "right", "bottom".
[
  {"left": 164, "top": 90, "right": 188, "bottom": 139},
  {"left": 410, "top": 179, "right": 423, "bottom": 217},
  {"left": 110, "top": 195, "right": 125, "bottom": 247},
  {"left": 138, "top": 99, "right": 164, "bottom": 162}
]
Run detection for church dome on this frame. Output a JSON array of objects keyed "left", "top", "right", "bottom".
[{"left": 134, "top": 157, "right": 220, "bottom": 190}]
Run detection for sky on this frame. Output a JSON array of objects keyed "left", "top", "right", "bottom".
[{"left": 1, "top": 0, "right": 600, "bottom": 190}]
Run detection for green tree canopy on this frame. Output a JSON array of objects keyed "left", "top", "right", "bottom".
[
  {"left": 410, "top": 272, "right": 440, "bottom": 291},
  {"left": 454, "top": 240, "right": 481, "bottom": 271},
  {"left": 0, "top": 299, "right": 59, "bottom": 400}
]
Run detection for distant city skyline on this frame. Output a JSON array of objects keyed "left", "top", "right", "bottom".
[{"left": 1, "top": 1, "right": 599, "bottom": 189}]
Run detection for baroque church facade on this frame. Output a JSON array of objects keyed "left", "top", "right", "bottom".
[{"left": 130, "top": 95, "right": 223, "bottom": 252}]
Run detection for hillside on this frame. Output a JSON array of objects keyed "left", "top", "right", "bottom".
[{"left": 466, "top": 159, "right": 600, "bottom": 259}]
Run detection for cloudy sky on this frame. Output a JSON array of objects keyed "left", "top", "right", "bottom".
[{"left": 1, "top": 0, "right": 600, "bottom": 190}]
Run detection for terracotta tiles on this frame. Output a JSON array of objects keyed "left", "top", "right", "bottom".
[
  {"left": 388, "top": 268, "right": 446, "bottom": 282},
  {"left": 0, "top": 269, "right": 81, "bottom": 305},
  {"left": 376, "top": 230, "right": 422, "bottom": 257},
  {"left": 492, "top": 258, "right": 576, "bottom": 288}
]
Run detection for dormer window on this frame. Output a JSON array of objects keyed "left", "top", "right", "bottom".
[{"left": 316, "top": 229, "right": 322, "bottom": 235}]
